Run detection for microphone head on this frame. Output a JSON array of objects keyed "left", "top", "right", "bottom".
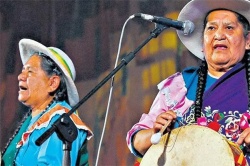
[{"left": 183, "top": 20, "right": 195, "bottom": 35}]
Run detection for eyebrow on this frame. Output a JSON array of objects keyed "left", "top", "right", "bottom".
[
  {"left": 22, "top": 65, "right": 35, "bottom": 71},
  {"left": 206, "top": 21, "right": 237, "bottom": 26}
]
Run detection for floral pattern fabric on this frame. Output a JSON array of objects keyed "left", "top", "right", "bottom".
[{"left": 126, "top": 62, "right": 250, "bottom": 164}]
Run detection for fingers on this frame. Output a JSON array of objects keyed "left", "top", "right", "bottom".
[
  {"left": 237, "top": 128, "right": 250, "bottom": 145},
  {"left": 154, "top": 111, "right": 177, "bottom": 133},
  {"left": 157, "top": 110, "right": 177, "bottom": 122},
  {"left": 159, "top": 120, "right": 172, "bottom": 134}
]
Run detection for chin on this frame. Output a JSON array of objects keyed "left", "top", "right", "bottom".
[
  {"left": 215, "top": 65, "right": 233, "bottom": 72},
  {"left": 212, "top": 61, "right": 230, "bottom": 68},
  {"left": 18, "top": 97, "right": 27, "bottom": 104}
]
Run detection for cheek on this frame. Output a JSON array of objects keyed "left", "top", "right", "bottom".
[
  {"left": 27, "top": 79, "right": 47, "bottom": 93},
  {"left": 203, "top": 36, "right": 212, "bottom": 49},
  {"left": 203, "top": 44, "right": 212, "bottom": 57},
  {"left": 228, "top": 34, "right": 246, "bottom": 47},
  {"left": 229, "top": 37, "right": 239, "bottom": 46},
  {"left": 230, "top": 37, "right": 247, "bottom": 56},
  {"left": 203, "top": 33, "right": 213, "bottom": 43}
]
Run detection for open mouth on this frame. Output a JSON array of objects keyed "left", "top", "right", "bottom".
[
  {"left": 214, "top": 44, "right": 227, "bottom": 50},
  {"left": 19, "top": 85, "right": 27, "bottom": 91}
]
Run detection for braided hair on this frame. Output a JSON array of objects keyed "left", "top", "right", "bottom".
[
  {"left": 1, "top": 53, "right": 69, "bottom": 156},
  {"left": 194, "top": 10, "right": 250, "bottom": 121},
  {"left": 245, "top": 51, "right": 250, "bottom": 111},
  {"left": 194, "top": 51, "right": 250, "bottom": 120},
  {"left": 194, "top": 61, "right": 207, "bottom": 120},
  {"left": 1, "top": 109, "right": 31, "bottom": 155}
]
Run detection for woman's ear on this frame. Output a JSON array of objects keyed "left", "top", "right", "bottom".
[
  {"left": 246, "top": 32, "right": 250, "bottom": 50},
  {"left": 48, "top": 75, "right": 60, "bottom": 93}
]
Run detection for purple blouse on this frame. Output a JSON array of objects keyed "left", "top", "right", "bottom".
[{"left": 126, "top": 62, "right": 250, "bottom": 164}]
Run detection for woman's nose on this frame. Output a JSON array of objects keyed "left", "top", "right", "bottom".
[
  {"left": 18, "top": 71, "right": 26, "bottom": 81},
  {"left": 214, "top": 28, "right": 226, "bottom": 40}
]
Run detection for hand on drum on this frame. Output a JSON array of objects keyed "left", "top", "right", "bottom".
[
  {"left": 153, "top": 110, "right": 177, "bottom": 134},
  {"left": 237, "top": 127, "right": 250, "bottom": 147}
]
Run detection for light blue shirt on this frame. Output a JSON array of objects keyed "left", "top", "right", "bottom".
[{"left": 15, "top": 101, "right": 88, "bottom": 166}]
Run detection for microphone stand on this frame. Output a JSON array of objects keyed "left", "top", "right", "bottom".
[{"left": 35, "top": 23, "right": 168, "bottom": 166}]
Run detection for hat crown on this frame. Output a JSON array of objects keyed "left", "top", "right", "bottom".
[
  {"left": 48, "top": 47, "right": 76, "bottom": 81},
  {"left": 19, "top": 38, "right": 79, "bottom": 106}
]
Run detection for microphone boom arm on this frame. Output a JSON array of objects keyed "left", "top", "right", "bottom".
[{"left": 35, "top": 23, "right": 168, "bottom": 162}]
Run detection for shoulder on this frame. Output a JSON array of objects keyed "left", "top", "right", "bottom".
[
  {"left": 157, "top": 72, "right": 183, "bottom": 90},
  {"left": 157, "top": 66, "right": 199, "bottom": 90},
  {"left": 182, "top": 66, "right": 199, "bottom": 76},
  {"left": 181, "top": 67, "right": 199, "bottom": 85}
]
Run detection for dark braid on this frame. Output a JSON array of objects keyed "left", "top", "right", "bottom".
[
  {"left": 197, "top": 9, "right": 249, "bottom": 121},
  {"left": 1, "top": 97, "right": 55, "bottom": 158},
  {"left": 245, "top": 51, "right": 250, "bottom": 111},
  {"left": 194, "top": 61, "right": 208, "bottom": 121},
  {"left": 1, "top": 109, "right": 31, "bottom": 155}
]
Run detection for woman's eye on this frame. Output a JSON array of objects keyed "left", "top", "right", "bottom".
[
  {"left": 226, "top": 26, "right": 233, "bottom": 30},
  {"left": 207, "top": 26, "right": 215, "bottom": 30},
  {"left": 207, "top": 26, "right": 214, "bottom": 30}
]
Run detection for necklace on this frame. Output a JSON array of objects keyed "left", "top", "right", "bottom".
[
  {"left": 11, "top": 99, "right": 56, "bottom": 165},
  {"left": 3, "top": 99, "right": 56, "bottom": 155},
  {"left": 33, "top": 99, "right": 55, "bottom": 120}
]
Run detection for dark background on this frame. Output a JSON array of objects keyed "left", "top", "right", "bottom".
[{"left": 0, "top": 0, "right": 199, "bottom": 165}]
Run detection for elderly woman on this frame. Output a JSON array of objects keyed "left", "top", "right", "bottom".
[
  {"left": 1, "top": 39, "right": 93, "bottom": 165},
  {"left": 127, "top": 0, "right": 250, "bottom": 165}
]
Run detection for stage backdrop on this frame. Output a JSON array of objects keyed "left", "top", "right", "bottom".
[{"left": 0, "top": 1, "right": 199, "bottom": 165}]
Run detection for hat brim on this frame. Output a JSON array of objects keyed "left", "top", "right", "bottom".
[
  {"left": 177, "top": 0, "right": 250, "bottom": 60},
  {"left": 19, "top": 39, "right": 79, "bottom": 106}
]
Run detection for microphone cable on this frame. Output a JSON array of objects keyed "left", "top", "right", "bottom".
[{"left": 94, "top": 14, "right": 136, "bottom": 166}]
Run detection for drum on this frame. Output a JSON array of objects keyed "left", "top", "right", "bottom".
[{"left": 140, "top": 125, "right": 247, "bottom": 166}]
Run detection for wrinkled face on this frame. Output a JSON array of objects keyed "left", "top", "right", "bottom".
[
  {"left": 203, "top": 10, "right": 250, "bottom": 74},
  {"left": 18, "top": 55, "right": 53, "bottom": 108}
]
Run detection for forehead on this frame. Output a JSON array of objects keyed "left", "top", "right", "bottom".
[
  {"left": 24, "top": 55, "right": 42, "bottom": 67},
  {"left": 207, "top": 10, "right": 238, "bottom": 21}
]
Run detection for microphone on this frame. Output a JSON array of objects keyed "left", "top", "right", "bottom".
[{"left": 134, "top": 13, "right": 195, "bottom": 35}]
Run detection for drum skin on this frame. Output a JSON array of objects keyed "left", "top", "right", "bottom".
[{"left": 140, "top": 125, "right": 235, "bottom": 166}]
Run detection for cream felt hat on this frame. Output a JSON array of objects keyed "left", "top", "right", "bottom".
[
  {"left": 177, "top": 0, "right": 250, "bottom": 60},
  {"left": 19, "top": 38, "right": 79, "bottom": 106}
]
